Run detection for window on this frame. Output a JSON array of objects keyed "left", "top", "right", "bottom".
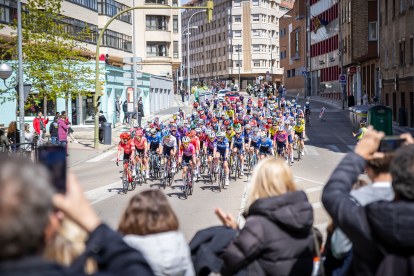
[
  {"left": 62, "top": 17, "right": 98, "bottom": 44},
  {"left": 98, "top": 0, "right": 131, "bottom": 23},
  {"left": 173, "top": 15, "right": 178, "bottom": 33},
  {"left": 253, "top": 45, "right": 260, "bottom": 52},
  {"left": 100, "top": 29, "right": 132, "bottom": 52},
  {"left": 235, "top": 30, "right": 241, "bottom": 37},
  {"left": 67, "top": 0, "right": 97, "bottom": 11},
  {"left": 368, "top": 22, "right": 377, "bottom": 40},
  {"left": 385, "top": 47, "right": 388, "bottom": 68},
  {"left": 146, "top": 42, "right": 167, "bottom": 56},
  {"left": 295, "top": 31, "right": 299, "bottom": 53},
  {"left": 235, "top": 45, "right": 242, "bottom": 52},
  {"left": 253, "top": 14, "right": 259, "bottom": 21},
  {"left": 348, "top": 2, "right": 351, "bottom": 22},
  {"left": 252, "top": 0, "right": 259, "bottom": 6},
  {"left": 393, "top": 43, "right": 395, "bottom": 66},
  {"left": 145, "top": 0, "right": 165, "bottom": 4},
  {"left": 400, "top": 41, "right": 405, "bottom": 65},
  {"left": 291, "top": 69, "right": 295, "bottom": 77},
  {"left": 399, "top": 0, "right": 405, "bottom": 13},
  {"left": 253, "top": 60, "right": 260, "bottom": 67},
  {"left": 173, "top": 41, "right": 178, "bottom": 58},
  {"left": 280, "top": 51, "right": 286, "bottom": 59},
  {"left": 146, "top": 15, "right": 167, "bottom": 30},
  {"left": 235, "top": 60, "right": 242, "bottom": 67},
  {"left": 228, "top": 44, "right": 233, "bottom": 52},
  {"left": 393, "top": 0, "right": 396, "bottom": 18},
  {"left": 229, "top": 59, "right": 233, "bottom": 67},
  {"left": 280, "top": 28, "right": 286, "bottom": 38},
  {"left": 234, "top": 0, "right": 241, "bottom": 7},
  {"left": 287, "top": 70, "right": 291, "bottom": 78},
  {"left": 234, "top": 15, "right": 241, "bottom": 22},
  {"left": 253, "top": 30, "right": 260, "bottom": 36},
  {"left": 172, "top": 0, "right": 177, "bottom": 7}
]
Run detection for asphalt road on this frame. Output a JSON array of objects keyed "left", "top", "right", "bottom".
[{"left": 71, "top": 92, "right": 363, "bottom": 241}]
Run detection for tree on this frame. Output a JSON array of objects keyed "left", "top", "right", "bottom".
[{"left": 1, "top": 0, "right": 95, "bottom": 116}]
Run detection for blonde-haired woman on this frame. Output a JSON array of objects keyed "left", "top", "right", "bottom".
[{"left": 215, "top": 157, "right": 315, "bottom": 276}]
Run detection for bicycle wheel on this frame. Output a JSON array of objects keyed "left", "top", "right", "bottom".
[
  {"left": 297, "top": 141, "right": 301, "bottom": 161},
  {"left": 169, "top": 170, "right": 174, "bottom": 186},
  {"left": 234, "top": 156, "right": 239, "bottom": 181},
  {"left": 200, "top": 155, "right": 206, "bottom": 174},
  {"left": 190, "top": 171, "right": 194, "bottom": 195},
  {"left": 123, "top": 171, "right": 129, "bottom": 194},
  {"left": 184, "top": 174, "right": 188, "bottom": 199},
  {"left": 142, "top": 165, "right": 147, "bottom": 184},
  {"left": 221, "top": 169, "right": 226, "bottom": 190},
  {"left": 217, "top": 162, "right": 222, "bottom": 192}
]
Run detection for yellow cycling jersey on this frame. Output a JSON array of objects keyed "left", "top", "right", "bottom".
[
  {"left": 226, "top": 110, "right": 234, "bottom": 118},
  {"left": 269, "top": 127, "right": 278, "bottom": 137},
  {"left": 226, "top": 130, "right": 236, "bottom": 142},
  {"left": 294, "top": 125, "right": 305, "bottom": 133}
]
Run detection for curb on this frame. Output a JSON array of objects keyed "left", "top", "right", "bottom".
[{"left": 68, "top": 143, "right": 117, "bottom": 168}]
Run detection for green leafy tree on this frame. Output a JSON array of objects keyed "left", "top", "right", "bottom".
[{"left": 1, "top": 0, "right": 95, "bottom": 115}]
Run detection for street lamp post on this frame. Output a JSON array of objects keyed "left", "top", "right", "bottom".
[
  {"left": 182, "top": 26, "right": 198, "bottom": 93},
  {"left": 186, "top": 10, "right": 205, "bottom": 97}
]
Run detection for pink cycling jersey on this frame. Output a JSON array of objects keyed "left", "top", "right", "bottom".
[
  {"left": 179, "top": 144, "right": 196, "bottom": 157},
  {"left": 133, "top": 137, "right": 147, "bottom": 150},
  {"left": 274, "top": 132, "right": 288, "bottom": 142}
]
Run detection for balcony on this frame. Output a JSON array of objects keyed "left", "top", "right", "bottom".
[
  {"left": 251, "top": 22, "right": 268, "bottom": 30},
  {"left": 146, "top": 30, "right": 171, "bottom": 42}
]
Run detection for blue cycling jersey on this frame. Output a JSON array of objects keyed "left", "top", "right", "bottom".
[
  {"left": 216, "top": 137, "right": 230, "bottom": 150},
  {"left": 243, "top": 130, "right": 252, "bottom": 141},
  {"left": 258, "top": 138, "right": 273, "bottom": 150},
  {"left": 233, "top": 134, "right": 245, "bottom": 146},
  {"left": 251, "top": 133, "right": 261, "bottom": 143},
  {"left": 304, "top": 104, "right": 311, "bottom": 110},
  {"left": 148, "top": 134, "right": 162, "bottom": 144}
]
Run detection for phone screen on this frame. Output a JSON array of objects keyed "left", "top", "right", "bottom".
[
  {"left": 38, "top": 146, "right": 67, "bottom": 194},
  {"left": 378, "top": 136, "right": 406, "bottom": 153}
]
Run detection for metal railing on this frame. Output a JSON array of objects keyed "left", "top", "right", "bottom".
[{"left": 0, "top": 142, "right": 39, "bottom": 161}]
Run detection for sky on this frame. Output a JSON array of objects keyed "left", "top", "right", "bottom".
[{"left": 181, "top": 0, "right": 191, "bottom": 4}]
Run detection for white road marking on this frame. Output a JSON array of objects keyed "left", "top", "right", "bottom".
[
  {"left": 326, "top": 145, "right": 341, "bottom": 153},
  {"left": 312, "top": 202, "right": 323, "bottom": 209},
  {"left": 84, "top": 181, "right": 122, "bottom": 205},
  {"left": 294, "top": 175, "right": 325, "bottom": 185},
  {"left": 110, "top": 157, "right": 117, "bottom": 161},
  {"left": 237, "top": 179, "right": 252, "bottom": 228},
  {"left": 348, "top": 145, "right": 356, "bottom": 151},
  {"left": 86, "top": 150, "right": 117, "bottom": 162},
  {"left": 304, "top": 186, "right": 324, "bottom": 193},
  {"left": 304, "top": 145, "right": 319, "bottom": 155}
]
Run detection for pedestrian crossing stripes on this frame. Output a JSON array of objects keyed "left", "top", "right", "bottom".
[
  {"left": 348, "top": 145, "right": 355, "bottom": 151},
  {"left": 326, "top": 145, "right": 341, "bottom": 153},
  {"left": 304, "top": 146, "right": 319, "bottom": 155},
  {"left": 87, "top": 150, "right": 117, "bottom": 162}
]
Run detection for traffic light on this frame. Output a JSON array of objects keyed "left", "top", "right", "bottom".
[{"left": 205, "top": 1, "right": 213, "bottom": 23}]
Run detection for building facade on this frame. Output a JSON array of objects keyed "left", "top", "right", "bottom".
[
  {"left": 180, "top": 0, "right": 284, "bottom": 90},
  {"left": 279, "top": 0, "right": 307, "bottom": 96},
  {"left": 379, "top": 0, "right": 413, "bottom": 126},
  {"left": 307, "top": 0, "right": 340, "bottom": 97},
  {"left": 135, "top": 0, "right": 182, "bottom": 78}
]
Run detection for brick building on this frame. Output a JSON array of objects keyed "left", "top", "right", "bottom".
[
  {"left": 340, "top": 0, "right": 380, "bottom": 106},
  {"left": 379, "top": 0, "right": 414, "bottom": 127},
  {"left": 280, "top": 0, "right": 307, "bottom": 96}
]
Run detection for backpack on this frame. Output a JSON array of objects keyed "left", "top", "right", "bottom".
[{"left": 123, "top": 101, "right": 128, "bottom": 112}]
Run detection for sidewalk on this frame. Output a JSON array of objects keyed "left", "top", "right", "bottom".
[{"left": 287, "top": 93, "right": 414, "bottom": 136}]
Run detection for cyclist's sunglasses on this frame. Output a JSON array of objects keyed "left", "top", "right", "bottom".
[
  {"left": 171, "top": 129, "right": 177, "bottom": 132},
  {"left": 183, "top": 142, "right": 189, "bottom": 145}
]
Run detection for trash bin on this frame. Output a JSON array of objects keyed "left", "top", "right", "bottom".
[
  {"left": 399, "top": 107, "right": 407, "bottom": 127},
  {"left": 348, "top": 95, "right": 355, "bottom": 107},
  {"left": 353, "top": 105, "right": 370, "bottom": 133},
  {"left": 103, "top": 122, "right": 112, "bottom": 145},
  {"left": 367, "top": 105, "right": 392, "bottom": 135}
]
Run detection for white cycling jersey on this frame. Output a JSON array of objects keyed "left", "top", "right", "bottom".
[{"left": 161, "top": 136, "right": 177, "bottom": 148}]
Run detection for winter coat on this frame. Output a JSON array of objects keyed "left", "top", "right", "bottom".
[
  {"left": 138, "top": 103, "right": 144, "bottom": 117},
  {"left": 24, "top": 132, "right": 34, "bottom": 151},
  {"left": 220, "top": 191, "right": 315, "bottom": 276},
  {"left": 322, "top": 152, "right": 414, "bottom": 276},
  {"left": 7, "top": 130, "right": 20, "bottom": 146},
  {"left": 0, "top": 224, "right": 154, "bottom": 276},
  {"left": 33, "top": 117, "right": 49, "bottom": 134},
  {"left": 57, "top": 119, "right": 69, "bottom": 141},
  {"left": 49, "top": 119, "right": 59, "bottom": 137},
  {"left": 124, "top": 231, "right": 194, "bottom": 276}
]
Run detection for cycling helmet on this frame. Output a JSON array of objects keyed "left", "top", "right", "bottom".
[
  {"left": 145, "top": 127, "right": 151, "bottom": 133},
  {"left": 224, "top": 120, "right": 231, "bottom": 126},
  {"left": 211, "top": 117, "right": 218, "bottom": 123},
  {"left": 267, "top": 118, "right": 272, "bottom": 124},
  {"left": 224, "top": 115, "right": 230, "bottom": 120},
  {"left": 170, "top": 125, "right": 177, "bottom": 131},
  {"left": 238, "top": 107, "right": 243, "bottom": 111},
  {"left": 265, "top": 125, "right": 270, "bottom": 130},
  {"left": 131, "top": 130, "right": 136, "bottom": 137},
  {"left": 200, "top": 110, "right": 205, "bottom": 115},
  {"left": 198, "top": 119, "right": 204, "bottom": 124},
  {"left": 297, "top": 120, "right": 302, "bottom": 126},
  {"left": 120, "top": 133, "right": 130, "bottom": 139},
  {"left": 190, "top": 123, "right": 196, "bottom": 129},
  {"left": 169, "top": 118, "right": 174, "bottom": 123},
  {"left": 217, "top": 131, "right": 225, "bottom": 138},
  {"left": 195, "top": 128, "right": 202, "bottom": 133},
  {"left": 197, "top": 106, "right": 203, "bottom": 111},
  {"left": 208, "top": 132, "right": 216, "bottom": 138},
  {"left": 133, "top": 123, "right": 139, "bottom": 128},
  {"left": 182, "top": 136, "right": 190, "bottom": 143},
  {"left": 163, "top": 130, "right": 171, "bottom": 137},
  {"left": 183, "top": 120, "right": 188, "bottom": 124},
  {"left": 154, "top": 117, "right": 159, "bottom": 122},
  {"left": 297, "top": 105, "right": 302, "bottom": 108},
  {"left": 235, "top": 128, "right": 242, "bottom": 134},
  {"left": 178, "top": 122, "right": 184, "bottom": 128},
  {"left": 277, "top": 126, "right": 284, "bottom": 132},
  {"left": 284, "top": 120, "right": 290, "bottom": 125},
  {"left": 188, "top": 130, "right": 196, "bottom": 138},
  {"left": 260, "top": 132, "right": 267, "bottom": 138},
  {"left": 245, "top": 124, "right": 252, "bottom": 130},
  {"left": 150, "top": 128, "right": 157, "bottom": 135},
  {"left": 192, "top": 112, "right": 197, "bottom": 116},
  {"left": 179, "top": 107, "right": 182, "bottom": 111},
  {"left": 136, "top": 130, "right": 144, "bottom": 136},
  {"left": 226, "top": 125, "right": 232, "bottom": 131},
  {"left": 220, "top": 125, "right": 226, "bottom": 131},
  {"left": 253, "top": 127, "right": 260, "bottom": 132},
  {"left": 253, "top": 111, "right": 258, "bottom": 115},
  {"left": 147, "top": 120, "right": 153, "bottom": 124}
]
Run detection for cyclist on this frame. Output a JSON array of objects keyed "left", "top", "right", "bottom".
[
  {"left": 226, "top": 106, "right": 234, "bottom": 121},
  {"left": 284, "top": 120, "right": 294, "bottom": 163},
  {"left": 188, "top": 130, "right": 200, "bottom": 180},
  {"left": 148, "top": 128, "right": 162, "bottom": 153},
  {"left": 178, "top": 107, "right": 185, "bottom": 120},
  {"left": 257, "top": 131, "right": 274, "bottom": 160},
  {"left": 215, "top": 131, "right": 230, "bottom": 186},
  {"left": 115, "top": 133, "right": 135, "bottom": 174},
  {"left": 293, "top": 119, "right": 305, "bottom": 155},
  {"left": 133, "top": 130, "right": 149, "bottom": 179},
  {"left": 171, "top": 125, "right": 181, "bottom": 161},
  {"left": 274, "top": 126, "right": 289, "bottom": 163},
  {"left": 225, "top": 125, "right": 235, "bottom": 144},
  {"left": 160, "top": 129, "right": 177, "bottom": 183},
  {"left": 232, "top": 127, "right": 245, "bottom": 176},
  {"left": 179, "top": 136, "right": 197, "bottom": 191},
  {"left": 129, "top": 123, "right": 140, "bottom": 134}
]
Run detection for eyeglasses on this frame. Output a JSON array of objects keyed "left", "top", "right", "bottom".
[{"left": 183, "top": 142, "right": 189, "bottom": 145}]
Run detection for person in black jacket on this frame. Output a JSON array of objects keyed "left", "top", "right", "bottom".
[
  {"left": 215, "top": 157, "right": 315, "bottom": 276},
  {"left": 49, "top": 117, "right": 59, "bottom": 146},
  {"left": 322, "top": 128, "right": 414, "bottom": 276},
  {"left": 98, "top": 110, "right": 107, "bottom": 143},
  {"left": 138, "top": 98, "right": 144, "bottom": 128},
  {"left": 7, "top": 121, "right": 20, "bottom": 152},
  {"left": 0, "top": 155, "right": 154, "bottom": 276}
]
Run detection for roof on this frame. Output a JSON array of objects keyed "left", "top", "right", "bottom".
[{"left": 280, "top": 0, "right": 295, "bottom": 9}]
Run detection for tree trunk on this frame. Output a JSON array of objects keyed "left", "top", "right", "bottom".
[{"left": 43, "top": 93, "right": 47, "bottom": 117}]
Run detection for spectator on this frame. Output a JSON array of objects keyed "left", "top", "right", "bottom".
[
  {"left": 58, "top": 114, "right": 70, "bottom": 156},
  {"left": 23, "top": 123, "right": 35, "bottom": 158},
  {"left": 322, "top": 129, "right": 414, "bottom": 276},
  {"left": 98, "top": 110, "right": 107, "bottom": 143},
  {"left": 362, "top": 91, "right": 368, "bottom": 105},
  {"left": 138, "top": 98, "right": 144, "bottom": 128},
  {"left": 53, "top": 112, "right": 60, "bottom": 122},
  {"left": 33, "top": 111, "right": 49, "bottom": 146},
  {"left": 0, "top": 128, "right": 9, "bottom": 147},
  {"left": 115, "top": 98, "right": 121, "bottom": 124},
  {"left": 181, "top": 87, "right": 185, "bottom": 102},
  {"left": 7, "top": 121, "right": 20, "bottom": 152},
  {"left": 215, "top": 157, "right": 315, "bottom": 276},
  {"left": 119, "top": 190, "right": 194, "bottom": 276},
  {"left": 49, "top": 116, "right": 59, "bottom": 146},
  {"left": 123, "top": 100, "right": 129, "bottom": 125},
  {"left": 0, "top": 156, "right": 154, "bottom": 276},
  {"left": 283, "top": 85, "right": 286, "bottom": 96}
]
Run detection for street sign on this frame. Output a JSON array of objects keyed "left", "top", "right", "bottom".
[
  {"left": 339, "top": 74, "right": 346, "bottom": 85},
  {"left": 178, "top": 77, "right": 183, "bottom": 81},
  {"left": 123, "top": 57, "right": 142, "bottom": 63},
  {"left": 302, "top": 67, "right": 307, "bottom": 77},
  {"left": 259, "top": 76, "right": 263, "bottom": 80},
  {"left": 122, "top": 65, "right": 143, "bottom": 71},
  {"left": 136, "top": 65, "right": 143, "bottom": 70},
  {"left": 136, "top": 80, "right": 143, "bottom": 85},
  {"left": 124, "top": 80, "right": 143, "bottom": 86}
]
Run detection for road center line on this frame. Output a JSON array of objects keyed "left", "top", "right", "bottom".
[
  {"left": 84, "top": 180, "right": 122, "bottom": 205},
  {"left": 87, "top": 150, "right": 117, "bottom": 162},
  {"left": 294, "top": 176, "right": 325, "bottom": 185}
]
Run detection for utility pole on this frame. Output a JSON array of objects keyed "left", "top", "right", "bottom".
[
  {"left": 238, "top": 44, "right": 240, "bottom": 91},
  {"left": 17, "top": 0, "right": 24, "bottom": 144},
  {"left": 187, "top": 10, "right": 205, "bottom": 97},
  {"left": 132, "top": 0, "right": 137, "bottom": 115},
  {"left": 339, "top": 2, "right": 345, "bottom": 109}
]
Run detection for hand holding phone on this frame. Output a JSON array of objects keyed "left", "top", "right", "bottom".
[
  {"left": 38, "top": 146, "right": 67, "bottom": 194},
  {"left": 378, "top": 136, "right": 406, "bottom": 153}
]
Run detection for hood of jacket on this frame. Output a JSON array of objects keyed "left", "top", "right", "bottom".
[
  {"left": 246, "top": 191, "right": 313, "bottom": 233},
  {"left": 123, "top": 231, "right": 194, "bottom": 276},
  {"left": 366, "top": 200, "right": 414, "bottom": 251},
  {"left": 350, "top": 184, "right": 395, "bottom": 207}
]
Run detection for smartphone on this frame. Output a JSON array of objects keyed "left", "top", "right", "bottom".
[
  {"left": 38, "top": 146, "right": 67, "bottom": 194},
  {"left": 378, "top": 136, "right": 406, "bottom": 153}
]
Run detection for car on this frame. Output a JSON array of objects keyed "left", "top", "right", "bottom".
[
  {"left": 218, "top": 90, "right": 230, "bottom": 102},
  {"left": 224, "top": 91, "right": 241, "bottom": 102}
]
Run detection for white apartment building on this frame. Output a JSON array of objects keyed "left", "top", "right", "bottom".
[
  {"left": 135, "top": 0, "right": 182, "bottom": 78},
  {"left": 181, "top": 0, "right": 284, "bottom": 90}
]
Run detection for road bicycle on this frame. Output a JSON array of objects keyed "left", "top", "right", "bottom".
[
  {"left": 305, "top": 111, "right": 311, "bottom": 127},
  {"left": 162, "top": 154, "right": 176, "bottom": 189},
  {"left": 182, "top": 160, "right": 194, "bottom": 199},
  {"left": 248, "top": 150, "right": 258, "bottom": 173},
  {"left": 277, "top": 144, "right": 291, "bottom": 166},
  {"left": 117, "top": 159, "right": 133, "bottom": 194},
  {"left": 215, "top": 156, "right": 226, "bottom": 192},
  {"left": 134, "top": 152, "right": 147, "bottom": 187},
  {"left": 149, "top": 151, "right": 161, "bottom": 179},
  {"left": 232, "top": 149, "right": 242, "bottom": 181},
  {"left": 296, "top": 137, "right": 303, "bottom": 161},
  {"left": 199, "top": 151, "right": 208, "bottom": 175}
]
